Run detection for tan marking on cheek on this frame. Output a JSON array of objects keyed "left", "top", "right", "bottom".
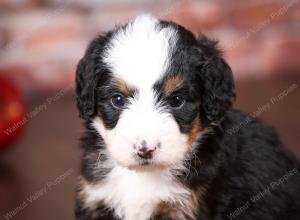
[
  {"left": 181, "top": 186, "right": 207, "bottom": 219},
  {"left": 163, "top": 76, "right": 184, "bottom": 96},
  {"left": 187, "top": 115, "right": 202, "bottom": 145},
  {"left": 153, "top": 186, "right": 206, "bottom": 220},
  {"left": 114, "top": 79, "right": 130, "bottom": 96},
  {"left": 153, "top": 201, "right": 185, "bottom": 219},
  {"left": 183, "top": 186, "right": 208, "bottom": 218},
  {"left": 154, "top": 201, "right": 171, "bottom": 215}
]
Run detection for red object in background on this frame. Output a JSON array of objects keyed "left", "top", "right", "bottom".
[{"left": 0, "top": 75, "right": 26, "bottom": 149}]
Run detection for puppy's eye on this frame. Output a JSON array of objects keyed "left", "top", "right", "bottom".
[
  {"left": 111, "top": 94, "right": 125, "bottom": 108},
  {"left": 169, "top": 95, "right": 185, "bottom": 109}
]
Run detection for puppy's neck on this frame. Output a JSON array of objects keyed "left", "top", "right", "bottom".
[{"left": 82, "top": 165, "right": 194, "bottom": 220}]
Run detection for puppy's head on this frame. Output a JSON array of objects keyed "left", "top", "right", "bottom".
[{"left": 76, "top": 15, "right": 234, "bottom": 171}]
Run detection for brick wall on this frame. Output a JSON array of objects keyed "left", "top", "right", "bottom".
[{"left": 0, "top": 0, "right": 299, "bottom": 93}]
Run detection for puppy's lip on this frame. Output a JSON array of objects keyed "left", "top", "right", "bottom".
[
  {"left": 135, "top": 158, "right": 154, "bottom": 167},
  {"left": 139, "top": 159, "right": 152, "bottom": 165},
  {"left": 127, "top": 160, "right": 168, "bottom": 172}
]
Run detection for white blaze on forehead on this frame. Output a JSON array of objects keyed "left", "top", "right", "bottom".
[
  {"left": 94, "top": 15, "right": 189, "bottom": 170},
  {"left": 103, "top": 14, "right": 177, "bottom": 89}
]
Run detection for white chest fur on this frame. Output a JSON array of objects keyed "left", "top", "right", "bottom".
[{"left": 83, "top": 166, "right": 191, "bottom": 220}]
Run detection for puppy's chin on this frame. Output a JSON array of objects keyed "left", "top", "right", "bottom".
[
  {"left": 115, "top": 159, "right": 169, "bottom": 172},
  {"left": 128, "top": 163, "right": 168, "bottom": 172}
]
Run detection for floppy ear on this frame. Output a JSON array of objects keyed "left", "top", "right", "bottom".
[
  {"left": 75, "top": 56, "right": 98, "bottom": 120},
  {"left": 75, "top": 34, "right": 112, "bottom": 119},
  {"left": 197, "top": 35, "right": 235, "bottom": 122}
]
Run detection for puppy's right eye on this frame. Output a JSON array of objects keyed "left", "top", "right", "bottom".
[
  {"left": 169, "top": 95, "right": 185, "bottom": 109},
  {"left": 111, "top": 94, "right": 125, "bottom": 108}
]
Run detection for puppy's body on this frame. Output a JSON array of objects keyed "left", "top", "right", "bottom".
[{"left": 75, "top": 15, "right": 300, "bottom": 220}]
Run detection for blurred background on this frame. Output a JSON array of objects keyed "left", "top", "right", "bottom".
[{"left": 0, "top": 0, "right": 299, "bottom": 219}]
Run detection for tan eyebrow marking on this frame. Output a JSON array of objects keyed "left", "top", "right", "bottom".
[
  {"left": 113, "top": 79, "right": 130, "bottom": 96},
  {"left": 163, "top": 76, "right": 184, "bottom": 96}
]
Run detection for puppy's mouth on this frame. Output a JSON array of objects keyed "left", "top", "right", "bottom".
[{"left": 128, "top": 157, "right": 167, "bottom": 172}]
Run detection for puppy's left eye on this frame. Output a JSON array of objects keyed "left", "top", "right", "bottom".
[
  {"left": 111, "top": 94, "right": 126, "bottom": 108},
  {"left": 169, "top": 95, "right": 185, "bottom": 109}
]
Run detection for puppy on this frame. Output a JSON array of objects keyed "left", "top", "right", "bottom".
[{"left": 75, "top": 15, "right": 300, "bottom": 220}]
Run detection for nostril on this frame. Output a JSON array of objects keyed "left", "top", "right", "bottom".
[
  {"left": 136, "top": 147, "right": 156, "bottom": 159},
  {"left": 141, "top": 140, "right": 147, "bottom": 148},
  {"left": 137, "top": 148, "right": 154, "bottom": 159},
  {"left": 138, "top": 146, "right": 148, "bottom": 153},
  {"left": 157, "top": 142, "right": 161, "bottom": 148}
]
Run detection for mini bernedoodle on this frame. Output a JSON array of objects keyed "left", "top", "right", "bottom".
[{"left": 74, "top": 15, "right": 300, "bottom": 220}]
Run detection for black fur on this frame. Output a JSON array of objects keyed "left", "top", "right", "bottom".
[
  {"left": 75, "top": 17, "right": 300, "bottom": 220},
  {"left": 76, "top": 32, "right": 113, "bottom": 120}
]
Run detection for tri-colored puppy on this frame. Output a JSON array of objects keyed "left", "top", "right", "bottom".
[{"left": 75, "top": 15, "right": 300, "bottom": 220}]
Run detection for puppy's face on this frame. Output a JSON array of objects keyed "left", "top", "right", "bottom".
[
  {"left": 93, "top": 76, "right": 198, "bottom": 170},
  {"left": 76, "top": 15, "right": 234, "bottom": 171}
]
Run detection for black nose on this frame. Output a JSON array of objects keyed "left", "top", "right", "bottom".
[
  {"left": 137, "top": 147, "right": 155, "bottom": 159},
  {"left": 135, "top": 140, "right": 156, "bottom": 159}
]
